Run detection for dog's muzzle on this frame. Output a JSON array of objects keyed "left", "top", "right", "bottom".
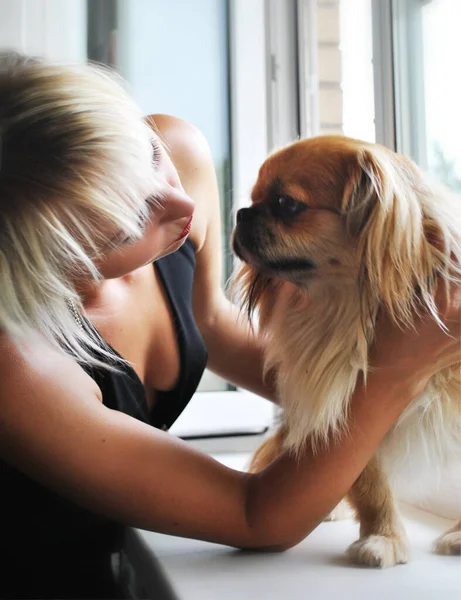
[
  {"left": 232, "top": 207, "right": 263, "bottom": 262},
  {"left": 236, "top": 207, "right": 253, "bottom": 224}
]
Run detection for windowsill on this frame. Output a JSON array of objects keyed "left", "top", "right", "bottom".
[
  {"left": 137, "top": 451, "right": 459, "bottom": 600},
  {"left": 170, "top": 389, "right": 275, "bottom": 440}
]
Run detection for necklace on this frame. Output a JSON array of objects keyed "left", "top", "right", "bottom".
[{"left": 66, "top": 297, "right": 85, "bottom": 331}]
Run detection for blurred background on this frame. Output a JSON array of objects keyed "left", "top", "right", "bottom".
[{"left": 1, "top": 0, "right": 459, "bottom": 449}]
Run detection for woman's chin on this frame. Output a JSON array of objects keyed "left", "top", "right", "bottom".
[{"left": 151, "top": 236, "right": 188, "bottom": 263}]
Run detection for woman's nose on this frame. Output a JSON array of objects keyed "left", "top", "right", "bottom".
[{"left": 158, "top": 186, "right": 195, "bottom": 223}]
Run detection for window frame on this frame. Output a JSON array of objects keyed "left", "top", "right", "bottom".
[
  {"left": 174, "top": 0, "right": 304, "bottom": 444},
  {"left": 172, "top": 0, "right": 274, "bottom": 442},
  {"left": 371, "top": 0, "right": 397, "bottom": 150},
  {"left": 391, "top": 0, "right": 428, "bottom": 165},
  {"left": 371, "top": 0, "right": 431, "bottom": 164}
]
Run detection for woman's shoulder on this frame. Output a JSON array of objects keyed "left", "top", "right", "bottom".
[
  {"left": 147, "top": 114, "right": 218, "bottom": 253},
  {"left": 149, "top": 114, "right": 213, "bottom": 186},
  {"left": 148, "top": 114, "right": 210, "bottom": 157},
  {"left": 0, "top": 331, "right": 102, "bottom": 410},
  {"left": 0, "top": 330, "right": 106, "bottom": 479}
]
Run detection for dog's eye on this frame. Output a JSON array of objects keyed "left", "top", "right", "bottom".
[{"left": 275, "top": 196, "right": 307, "bottom": 219}]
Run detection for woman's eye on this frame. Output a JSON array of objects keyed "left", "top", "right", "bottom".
[
  {"left": 152, "top": 140, "right": 162, "bottom": 168},
  {"left": 121, "top": 235, "right": 137, "bottom": 246},
  {"left": 275, "top": 196, "right": 307, "bottom": 218}
]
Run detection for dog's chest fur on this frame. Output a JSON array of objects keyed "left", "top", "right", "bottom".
[{"left": 263, "top": 282, "right": 461, "bottom": 476}]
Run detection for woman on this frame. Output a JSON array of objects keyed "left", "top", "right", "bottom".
[{"left": 0, "top": 53, "right": 459, "bottom": 599}]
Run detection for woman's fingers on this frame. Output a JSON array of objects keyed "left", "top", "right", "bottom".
[{"left": 370, "top": 280, "right": 460, "bottom": 390}]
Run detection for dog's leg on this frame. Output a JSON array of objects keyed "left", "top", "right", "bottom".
[
  {"left": 346, "top": 457, "right": 410, "bottom": 568},
  {"left": 433, "top": 519, "right": 461, "bottom": 555},
  {"left": 324, "top": 498, "right": 354, "bottom": 522},
  {"left": 248, "top": 428, "right": 286, "bottom": 473}
]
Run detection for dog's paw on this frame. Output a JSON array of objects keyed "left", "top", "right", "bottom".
[
  {"left": 433, "top": 529, "right": 461, "bottom": 556},
  {"left": 324, "top": 499, "right": 354, "bottom": 522},
  {"left": 347, "top": 534, "right": 410, "bottom": 568}
]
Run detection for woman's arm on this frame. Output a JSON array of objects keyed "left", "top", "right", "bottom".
[
  {"left": 0, "top": 329, "right": 443, "bottom": 552},
  {"left": 1, "top": 284, "right": 458, "bottom": 552},
  {"left": 151, "top": 114, "right": 277, "bottom": 401}
]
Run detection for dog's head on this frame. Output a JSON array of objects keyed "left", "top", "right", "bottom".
[{"left": 232, "top": 135, "right": 457, "bottom": 326}]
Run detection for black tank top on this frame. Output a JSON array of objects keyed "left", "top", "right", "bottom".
[
  {"left": 85, "top": 238, "right": 208, "bottom": 430},
  {"left": 0, "top": 239, "right": 208, "bottom": 597}
]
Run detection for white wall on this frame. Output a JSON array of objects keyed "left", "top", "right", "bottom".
[{"left": 0, "top": 0, "right": 87, "bottom": 62}]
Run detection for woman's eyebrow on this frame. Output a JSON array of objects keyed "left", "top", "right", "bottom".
[{"left": 107, "top": 229, "right": 128, "bottom": 245}]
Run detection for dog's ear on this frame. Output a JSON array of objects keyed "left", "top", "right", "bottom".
[
  {"left": 345, "top": 146, "right": 442, "bottom": 326},
  {"left": 341, "top": 150, "right": 382, "bottom": 237}
]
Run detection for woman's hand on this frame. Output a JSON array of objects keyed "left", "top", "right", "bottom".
[{"left": 370, "top": 280, "right": 461, "bottom": 397}]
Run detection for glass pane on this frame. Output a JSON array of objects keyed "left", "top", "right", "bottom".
[{"left": 421, "top": 0, "right": 461, "bottom": 192}]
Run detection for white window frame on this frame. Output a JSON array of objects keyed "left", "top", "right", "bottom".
[
  {"left": 173, "top": 0, "right": 303, "bottom": 447},
  {"left": 297, "top": 0, "right": 321, "bottom": 138},
  {"left": 391, "top": 0, "right": 428, "bottom": 166},
  {"left": 371, "top": 0, "right": 429, "bottom": 164},
  {"left": 228, "top": 0, "right": 270, "bottom": 213},
  {"left": 371, "top": 0, "right": 397, "bottom": 150},
  {"left": 173, "top": 0, "right": 275, "bottom": 446},
  {"left": 173, "top": 0, "right": 274, "bottom": 444},
  {"left": 266, "top": 0, "right": 301, "bottom": 151}
]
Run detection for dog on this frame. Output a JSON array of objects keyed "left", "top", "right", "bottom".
[{"left": 231, "top": 135, "right": 461, "bottom": 568}]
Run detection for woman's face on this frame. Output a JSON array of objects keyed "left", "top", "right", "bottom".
[{"left": 97, "top": 138, "right": 195, "bottom": 280}]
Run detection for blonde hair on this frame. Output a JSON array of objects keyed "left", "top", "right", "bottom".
[{"left": 0, "top": 52, "right": 162, "bottom": 368}]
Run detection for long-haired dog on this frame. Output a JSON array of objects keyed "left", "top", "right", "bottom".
[{"left": 231, "top": 136, "right": 461, "bottom": 567}]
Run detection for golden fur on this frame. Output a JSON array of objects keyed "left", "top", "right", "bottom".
[{"left": 231, "top": 136, "right": 461, "bottom": 567}]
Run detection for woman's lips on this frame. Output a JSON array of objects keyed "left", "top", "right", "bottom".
[{"left": 177, "top": 216, "right": 193, "bottom": 241}]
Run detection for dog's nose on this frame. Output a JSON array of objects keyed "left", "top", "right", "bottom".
[{"left": 236, "top": 208, "right": 252, "bottom": 224}]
